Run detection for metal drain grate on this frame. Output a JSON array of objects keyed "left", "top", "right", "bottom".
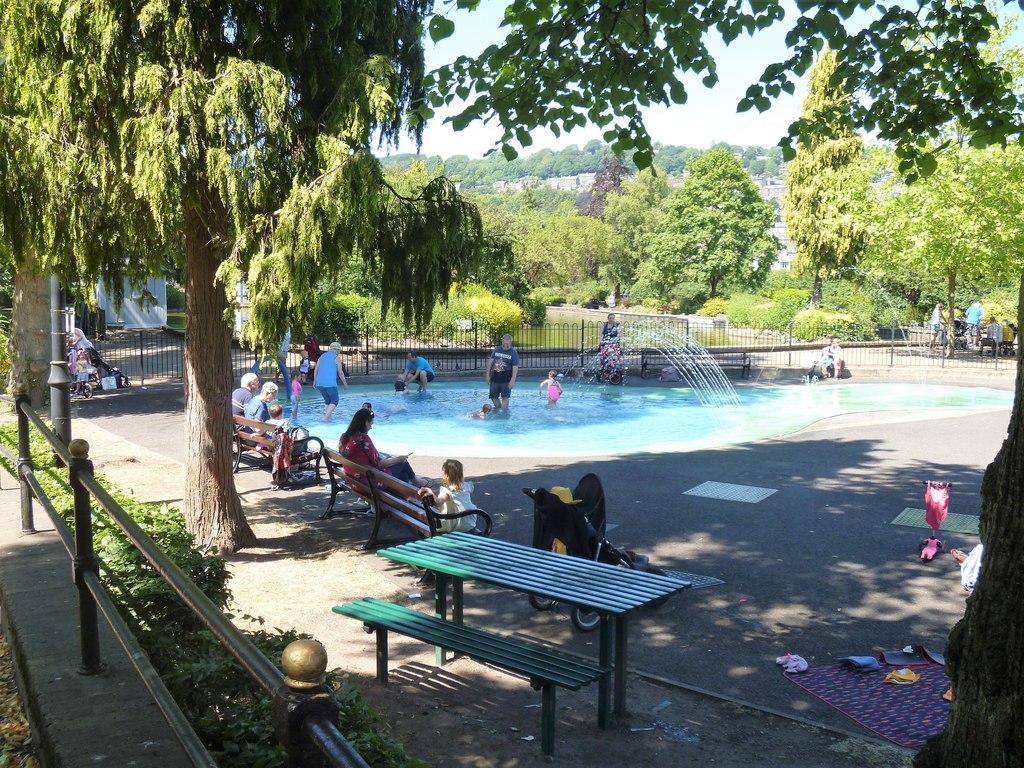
[
  {"left": 660, "top": 569, "right": 725, "bottom": 590},
  {"left": 890, "top": 508, "right": 980, "bottom": 535},
  {"left": 684, "top": 481, "right": 777, "bottom": 504}
]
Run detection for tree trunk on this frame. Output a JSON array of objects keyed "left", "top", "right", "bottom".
[
  {"left": 7, "top": 251, "right": 51, "bottom": 408},
  {"left": 944, "top": 273, "right": 957, "bottom": 359},
  {"left": 181, "top": 194, "right": 256, "bottom": 554},
  {"left": 810, "top": 269, "right": 823, "bottom": 308},
  {"left": 915, "top": 273, "right": 1024, "bottom": 768}
]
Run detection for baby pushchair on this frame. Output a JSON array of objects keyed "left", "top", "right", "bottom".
[
  {"left": 69, "top": 346, "right": 130, "bottom": 398},
  {"left": 952, "top": 318, "right": 969, "bottom": 351},
  {"left": 522, "top": 473, "right": 668, "bottom": 631},
  {"left": 597, "top": 342, "right": 624, "bottom": 385}
]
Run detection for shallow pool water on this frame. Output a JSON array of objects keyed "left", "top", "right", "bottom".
[{"left": 292, "top": 382, "right": 1013, "bottom": 458}]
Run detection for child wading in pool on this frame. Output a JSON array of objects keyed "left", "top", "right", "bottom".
[
  {"left": 290, "top": 371, "right": 302, "bottom": 421},
  {"left": 539, "top": 370, "right": 563, "bottom": 405}
]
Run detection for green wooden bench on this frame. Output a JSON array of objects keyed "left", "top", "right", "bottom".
[{"left": 334, "top": 597, "right": 608, "bottom": 756}]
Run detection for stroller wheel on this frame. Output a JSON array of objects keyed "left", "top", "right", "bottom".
[
  {"left": 571, "top": 607, "right": 602, "bottom": 632},
  {"left": 82, "top": 384, "right": 93, "bottom": 399},
  {"left": 528, "top": 594, "right": 556, "bottom": 611}
]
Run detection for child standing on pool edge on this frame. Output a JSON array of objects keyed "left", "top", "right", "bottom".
[{"left": 539, "top": 370, "right": 563, "bottom": 405}]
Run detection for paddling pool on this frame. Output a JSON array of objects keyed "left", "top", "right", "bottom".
[{"left": 292, "top": 382, "right": 1013, "bottom": 458}]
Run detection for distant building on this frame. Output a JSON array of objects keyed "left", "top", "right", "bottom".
[
  {"left": 544, "top": 173, "right": 596, "bottom": 191},
  {"left": 751, "top": 177, "right": 795, "bottom": 270},
  {"left": 96, "top": 275, "right": 168, "bottom": 329}
]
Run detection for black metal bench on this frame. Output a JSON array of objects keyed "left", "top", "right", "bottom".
[
  {"left": 320, "top": 448, "right": 492, "bottom": 547},
  {"left": 640, "top": 348, "right": 751, "bottom": 379},
  {"left": 231, "top": 415, "right": 323, "bottom": 487},
  {"left": 333, "top": 597, "right": 608, "bottom": 756},
  {"left": 320, "top": 446, "right": 374, "bottom": 519}
]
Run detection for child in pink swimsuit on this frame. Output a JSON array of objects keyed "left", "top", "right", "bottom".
[
  {"left": 539, "top": 370, "right": 563, "bottom": 404},
  {"left": 290, "top": 374, "right": 302, "bottom": 421}
]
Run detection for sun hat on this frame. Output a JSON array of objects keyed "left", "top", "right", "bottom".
[
  {"left": 550, "top": 486, "right": 582, "bottom": 505},
  {"left": 329, "top": 342, "right": 342, "bottom": 351}
]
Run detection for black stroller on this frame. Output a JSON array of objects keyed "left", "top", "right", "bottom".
[
  {"left": 522, "top": 473, "right": 669, "bottom": 631},
  {"left": 952, "top": 318, "right": 969, "bottom": 351}
]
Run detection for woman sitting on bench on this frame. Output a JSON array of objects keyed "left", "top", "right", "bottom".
[{"left": 339, "top": 407, "right": 428, "bottom": 487}]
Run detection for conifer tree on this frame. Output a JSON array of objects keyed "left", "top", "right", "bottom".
[
  {"left": 783, "top": 48, "right": 866, "bottom": 306},
  {"left": 0, "top": 1, "right": 486, "bottom": 552}
]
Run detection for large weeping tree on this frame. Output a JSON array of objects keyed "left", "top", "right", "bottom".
[
  {"left": 782, "top": 47, "right": 866, "bottom": 307},
  {"left": 0, "top": 1, "right": 487, "bottom": 552}
]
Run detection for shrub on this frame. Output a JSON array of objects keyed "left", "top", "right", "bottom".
[
  {"left": 0, "top": 424, "right": 424, "bottom": 768},
  {"left": 669, "top": 282, "right": 708, "bottom": 314},
  {"left": 456, "top": 285, "right": 524, "bottom": 339},
  {"left": 980, "top": 288, "right": 1019, "bottom": 325},
  {"left": 564, "top": 280, "right": 605, "bottom": 308},
  {"left": 725, "top": 293, "right": 773, "bottom": 327},
  {"left": 519, "top": 294, "right": 547, "bottom": 324},
  {"left": 764, "top": 270, "right": 813, "bottom": 293},
  {"left": 308, "top": 293, "right": 372, "bottom": 341},
  {"left": 529, "top": 287, "right": 567, "bottom": 307},
  {"left": 166, "top": 282, "right": 185, "bottom": 311},
  {"left": 791, "top": 308, "right": 875, "bottom": 341},
  {"left": 698, "top": 297, "right": 729, "bottom": 317}
]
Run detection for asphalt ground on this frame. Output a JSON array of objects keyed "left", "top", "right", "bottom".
[{"left": 52, "top": 369, "right": 1017, "bottom": 740}]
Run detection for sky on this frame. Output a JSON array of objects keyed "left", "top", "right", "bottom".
[{"left": 390, "top": 3, "right": 810, "bottom": 160}]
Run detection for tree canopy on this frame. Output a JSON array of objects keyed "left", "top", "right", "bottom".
[
  {"left": 428, "top": 0, "right": 1024, "bottom": 175},
  {"left": 650, "top": 148, "right": 777, "bottom": 297}
]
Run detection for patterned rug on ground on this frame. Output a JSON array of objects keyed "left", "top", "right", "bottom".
[{"left": 784, "top": 661, "right": 949, "bottom": 747}]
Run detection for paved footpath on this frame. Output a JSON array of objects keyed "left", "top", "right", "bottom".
[{"left": 0, "top": 368, "right": 1016, "bottom": 765}]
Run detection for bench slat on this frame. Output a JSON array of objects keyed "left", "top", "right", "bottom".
[
  {"left": 379, "top": 536, "right": 690, "bottom": 612},
  {"left": 334, "top": 599, "right": 607, "bottom": 689}
]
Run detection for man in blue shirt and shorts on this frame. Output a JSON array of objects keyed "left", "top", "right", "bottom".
[
  {"left": 398, "top": 351, "right": 435, "bottom": 391},
  {"left": 486, "top": 334, "right": 520, "bottom": 410}
]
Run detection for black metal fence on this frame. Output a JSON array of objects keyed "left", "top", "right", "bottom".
[{"left": 89, "top": 317, "right": 1019, "bottom": 386}]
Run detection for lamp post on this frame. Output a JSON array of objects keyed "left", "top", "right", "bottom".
[{"left": 48, "top": 275, "right": 73, "bottom": 448}]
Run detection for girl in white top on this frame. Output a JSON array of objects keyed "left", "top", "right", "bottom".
[{"left": 419, "top": 459, "right": 478, "bottom": 533}]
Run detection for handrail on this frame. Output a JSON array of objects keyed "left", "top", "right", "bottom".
[
  {"left": 9, "top": 392, "right": 369, "bottom": 768},
  {"left": 80, "top": 472, "right": 283, "bottom": 692}
]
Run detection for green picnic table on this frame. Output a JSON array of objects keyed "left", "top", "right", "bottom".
[{"left": 377, "top": 531, "right": 692, "bottom": 726}]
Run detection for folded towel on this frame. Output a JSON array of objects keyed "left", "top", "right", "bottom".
[{"left": 838, "top": 655, "right": 882, "bottom": 672}]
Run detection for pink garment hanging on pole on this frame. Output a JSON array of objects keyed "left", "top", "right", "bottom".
[{"left": 925, "top": 482, "right": 950, "bottom": 533}]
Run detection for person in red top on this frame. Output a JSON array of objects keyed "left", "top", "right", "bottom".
[{"left": 339, "top": 407, "right": 427, "bottom": 486}]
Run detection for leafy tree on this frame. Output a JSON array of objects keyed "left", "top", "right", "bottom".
[
  {"left": 603, "top": 168, "right": 670, "bottom": 294},
  {"left": 784, "top": 48, "right": 867, "bottom": 306},
  {"left": 859, "top": 143, "right": 1024, "bottom": 356},
  {"left": 1, "top": 1, "right": 488, "bottom": 552},
  {"left": 649, "top": 149, "right": 777, "bottom": 297},
  {"left": 430, "top": 1, "right": 1024, "bottom": 175},
  {"left": 584, "top": 153, "right": 631, "bottom": 219},
  {"left": 518, "top": 213, "right": 623, "bottom": 287}
]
